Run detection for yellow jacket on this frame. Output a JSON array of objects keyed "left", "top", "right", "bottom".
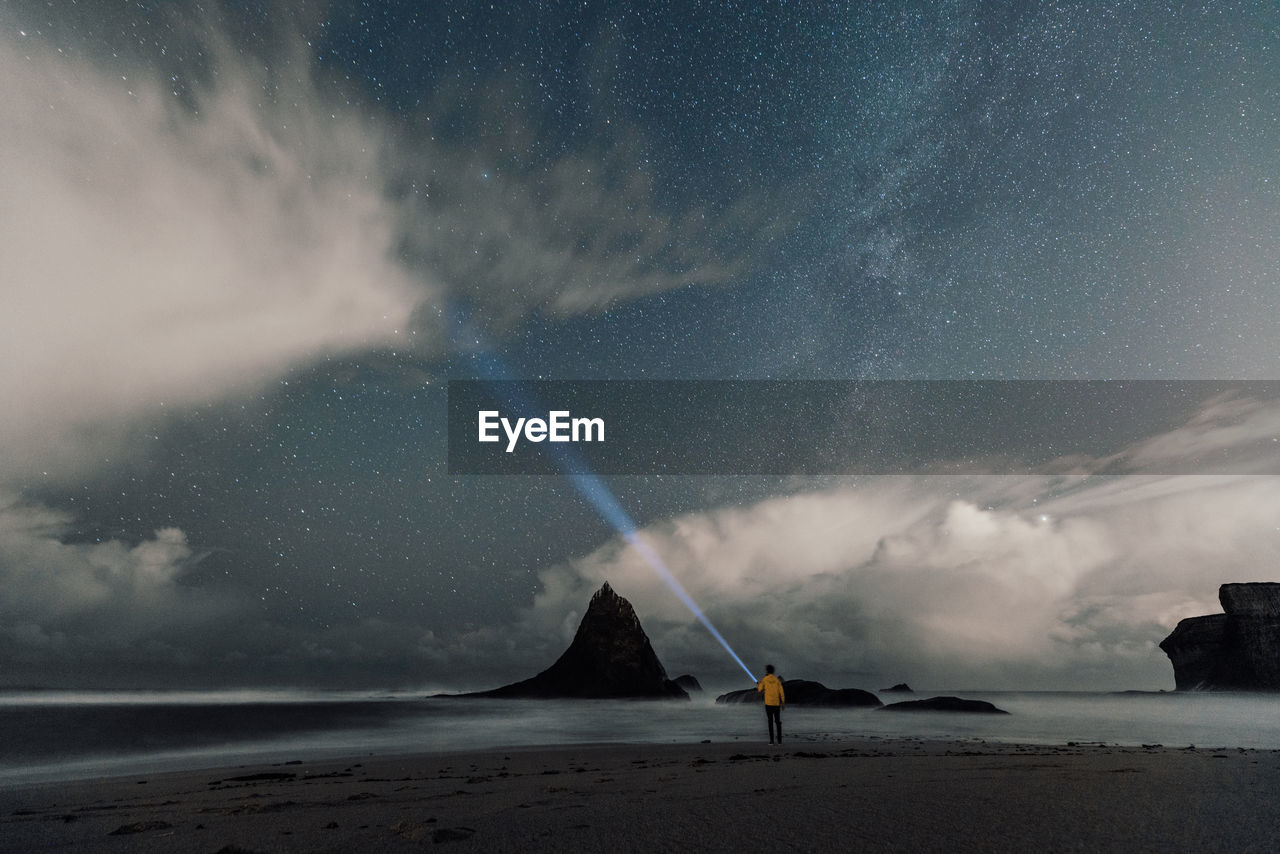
[{"left": 757, "top": 673, "right": 785, "bottom": 706}]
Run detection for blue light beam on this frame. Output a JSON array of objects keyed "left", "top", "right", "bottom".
[
  {"left": 446, "top": 302, "right": 757, "bottom": 682},
  {"left": 567, "top": 473, "right": 758, "bottom": 683}
]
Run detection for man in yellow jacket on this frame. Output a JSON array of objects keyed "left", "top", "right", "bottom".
[{"left": 756, "top": 664, "right": 785, "bottom": 744}]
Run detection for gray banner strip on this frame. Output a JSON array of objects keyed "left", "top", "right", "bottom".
[{"left": 447, "top": 380, "right": 1280, "bottom": 475}]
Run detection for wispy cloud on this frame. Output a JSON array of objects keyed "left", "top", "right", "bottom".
[
  {"left": 0, "top": 32, "right": 422, "bottom": 481},
  {"left": 0, "top": 20, "right": 775, "bottom": 483},
  {"left": 1115, "top": 393, "right": 1280, "bottom": 474},
  {"left": 396, "top": 112, "right": 775, "bottom": 329}
]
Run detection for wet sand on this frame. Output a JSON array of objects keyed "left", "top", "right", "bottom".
[{"left": 3, "top": 738, "right": 1279, "bottom": 852}]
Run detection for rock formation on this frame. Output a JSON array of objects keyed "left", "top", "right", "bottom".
[
  {"left": 878, "top": 696, "right": 1009, "bottom": 714},
  {"left": 673, "top": 674, "right": 703, "bottom": 693},
  {"left": 881, "top": 683, "right": 913, "bottom": 693},
  {"left": 1160, "top": 582, "right": 1280, "bottom": 691},
  {"left": 470, "top": 582, "right": 689, "bottom": 700},
  {"left": 715, "top": 679, "right": 882, "bottom": 708}
]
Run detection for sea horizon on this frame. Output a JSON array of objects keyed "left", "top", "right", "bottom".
[{"left": 4, "top": 687, "right": 1278, "bottom": 788}]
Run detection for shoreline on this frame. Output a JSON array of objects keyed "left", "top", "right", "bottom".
[{"left": 3, "top": 737, "right": 1278, "bottom": 852}]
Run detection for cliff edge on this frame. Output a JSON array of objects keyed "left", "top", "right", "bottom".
[{"left": 1160, "top": 582, "right": 1280, "bottom": 691}]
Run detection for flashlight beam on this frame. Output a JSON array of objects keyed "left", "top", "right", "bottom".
[
  {"left": 569, "top": 473, "right": 758, "bottom": 683},
  {"left": 448, "top": 303, "right": 757, "bottom": 683}
]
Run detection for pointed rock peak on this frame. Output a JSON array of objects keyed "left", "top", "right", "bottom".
[
  {"left": 591, "top": 581, "right": 626, "bottom": 609},
  {"left": 582, "top": 581, "right": 641, "bottom": 635},
  {"left": 589, "top": 581, "right": 626, "bottom": 612},
  {"left": 473, "top": 582, "right": 688, "bottom": 699}
]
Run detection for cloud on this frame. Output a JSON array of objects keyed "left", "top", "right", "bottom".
[
  {"left": 0, "top": 21, "right": 776, "bottom": 484},
  {"left": 0, "top": 494, "right": 484, "bottom": 689},
  {"left": 0, "top": 15, "right": 779, "bottom": 688},
  {"left": 1114, "top": 392, "right": 1280, "bottom": 474},
  {"left": 6, "top": 398, "right": 1277, "bottom": 691},
  {"left": 0, "top": 496, "right": 236, "bottom": 674},
  {"left": 522, "top": 473, "right": 1280, "bottom": 691},
  {"left": 396, "top": 126, "right": 775, "bottom": 329},
  {"left": 0, "top": 31, "right": 429, "bottom": 482},
  {"left": 509, "top": 397, "right": 1280, "bottom": 691}
]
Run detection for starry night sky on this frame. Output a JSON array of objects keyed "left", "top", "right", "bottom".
[{"left": 1, "top": 1, "right": 1277, "bottom": 692}]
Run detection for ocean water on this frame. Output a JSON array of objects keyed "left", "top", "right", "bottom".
[{"left": 2, "top": 690, "right": 1278, "bottom": 786}]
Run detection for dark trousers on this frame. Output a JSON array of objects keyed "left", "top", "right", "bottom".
[{"left": 765, "top": 704, "right": 782, "bottom": 742}]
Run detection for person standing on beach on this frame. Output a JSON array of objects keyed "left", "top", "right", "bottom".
[{"left": 757, "top": 664, "right": 785, "bottom": 744}]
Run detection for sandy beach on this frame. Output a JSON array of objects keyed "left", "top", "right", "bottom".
[{"left": 3, "top": 737, "right": 1278, "bottom": 853}]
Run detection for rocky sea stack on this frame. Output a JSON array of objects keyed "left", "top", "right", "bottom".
[
  {"left": 1160, "top": 582, "right": 1280, "bottom": 691},
  {"left": 471, "top": 582, "right": 688, "bottom": 700},
  {"left": 673, "top": 674, "right": 703, "bottom": 693},
  {"left": 715, "top": 679, "right": 881, "bottom": 707},
  {"left": 878, "top": 696, "right": 1009, "bottom": 714}
]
